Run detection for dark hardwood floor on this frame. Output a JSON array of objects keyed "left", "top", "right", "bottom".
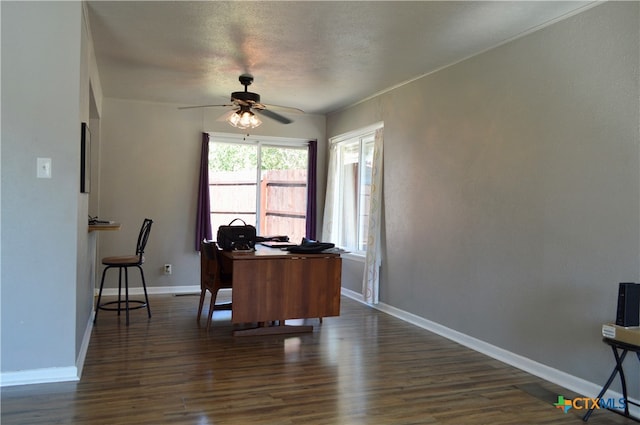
[{"left": 1, "top": 293, "right": 635, "bottom": 424}]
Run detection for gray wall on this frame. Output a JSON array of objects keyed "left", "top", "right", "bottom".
[
  {"left": 329, "top": 2, "right": 639, "bottom": 388},
  {"left": 1, "top": 2, "right": 91, "bottom": 375}
]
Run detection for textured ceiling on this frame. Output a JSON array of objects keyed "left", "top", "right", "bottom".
[{"left": 87, "top": 1, "right": 595, "bottom": 116}]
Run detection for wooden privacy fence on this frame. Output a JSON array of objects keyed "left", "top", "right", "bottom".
[{"left": 210, "top": 169, "right": 307, "bottom": 242}]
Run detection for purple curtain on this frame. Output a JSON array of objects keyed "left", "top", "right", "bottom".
[
  {"left": 305, "top": 140, "right": 317, "bottom": 239},
  {"left": 195, "top": 133, "right": 212, "bottom": 251}
]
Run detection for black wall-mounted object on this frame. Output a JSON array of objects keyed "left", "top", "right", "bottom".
[
  {"left": 616, "top": 282, "right": 640, "bottom": 327},
  {"left": 80, "top": 122, "right": 91, "bottom": 193}
]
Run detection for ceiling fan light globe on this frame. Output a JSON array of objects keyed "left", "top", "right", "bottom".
[
  {"left": 248, "top": 113, "right": 262, "bottom": 128},
  {"left": 227, "top": 110, "right": 262, "bottom": 129},
  {"left": 227, "top": 111, "right": 242, "bottom": 127}
]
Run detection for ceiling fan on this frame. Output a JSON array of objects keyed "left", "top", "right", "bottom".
[{"left": 179, "top": 74, "right": 303, "bottom": 129}]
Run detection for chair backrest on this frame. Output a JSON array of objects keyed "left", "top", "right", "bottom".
[
  {"left": 201, "top": 240, "right": 233, "bottom": 286},
  {"left": 136, "top": 218, "right": 153, "bottom": 258},
  {"left": 200, "top": 240, "right": 219, "bottom": 287},
  {"left": 201, "top": 240, "right": 218, "bottom": 262}
]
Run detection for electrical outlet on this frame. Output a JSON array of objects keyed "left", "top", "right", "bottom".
[{"left": 164, "top": 264, "right": 172, "bottom": 275}]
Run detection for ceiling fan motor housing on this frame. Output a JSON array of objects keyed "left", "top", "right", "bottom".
[
  {"left": 231, "top": 90, "right": 261, "bottom": 105},
  {"left": 231, "top": 73, "right": 262, "bottom": 105}
]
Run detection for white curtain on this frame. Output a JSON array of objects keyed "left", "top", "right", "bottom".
[
  {"left": 362, "top": 128, "right": 383, "bottom": 304},
  {"left": 322, "top": 142, "right": 339, "bottom": 242}
]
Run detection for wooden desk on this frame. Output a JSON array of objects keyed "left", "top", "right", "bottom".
[{"left": 221, "top": 247, "right": 341, "bottom": 336}]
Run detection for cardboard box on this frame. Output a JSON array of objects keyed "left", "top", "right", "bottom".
[{"left": 602, "top": 323, "right": 640, "bottom": 346}]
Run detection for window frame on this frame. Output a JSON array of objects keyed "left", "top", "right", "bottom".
[
  {"left": 328, "top": 122, "right": 383, "bottom": 254},
  {"left": 208, "top": 132, "right": 309, "bottom": 237}
]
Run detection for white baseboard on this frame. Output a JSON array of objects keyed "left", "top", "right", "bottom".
[
  {"left": 340, "top": 287, "right": 639, "bottom": 418},
  {"left": 0, "top": 367, "right": 79, "bottom": 387},
  {"left": 75, "top": 311, "right": 95, "bottom": 380},
  {"left": 95, "top": 285, "right": 201, "bottom": 296}
]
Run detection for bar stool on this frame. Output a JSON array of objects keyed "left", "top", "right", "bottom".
[{"left": 94, "top": 218, "right": 153, "bottom": 326}]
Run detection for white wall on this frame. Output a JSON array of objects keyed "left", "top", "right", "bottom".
[
  {"left": 329, "top": 1, "right": 639, "bottom": 391},
  {"left": 97, "top": 100, "right": 326, "bottom": 292}
]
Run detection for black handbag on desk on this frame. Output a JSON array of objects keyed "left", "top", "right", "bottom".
[{"left": 217, "top": 218, "right": 256, "bottom": 251}]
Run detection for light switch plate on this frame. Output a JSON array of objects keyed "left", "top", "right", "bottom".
[{"left": 37, "top": 157, "right": 52, "bottom": 178}]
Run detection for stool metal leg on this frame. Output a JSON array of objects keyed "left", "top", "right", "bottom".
[
  {"left": 116, "top": 267, "right": 123, "bottom": 316},
  {"left": 94, "top": 266, "right": 110, "bottom": 324},
  {"left": 94, "top": 263, "right": 150, "bottom": 326},
  {"left": 124, "top": 266, "right": 130, "bottom": 326},
  {"left": 137, "top": 265, "right": 152, "bottom": 318}
]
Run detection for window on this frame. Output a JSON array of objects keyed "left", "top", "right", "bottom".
[
  {"left": 326, "top": 124, "right": 381, "bottom": 253},
  {"left": 208, "top": 134, "right": 309, "bottom": 243}
]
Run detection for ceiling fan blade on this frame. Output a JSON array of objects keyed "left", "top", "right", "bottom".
[
  {"left": 262, "top": 104, "right": 305, "bottom": 115},
  {"left": 256, "top": 108, "right": 293, "bottom": 124},
  {"left": 177, "top": 104, "right": 233, "bottom": 110}
]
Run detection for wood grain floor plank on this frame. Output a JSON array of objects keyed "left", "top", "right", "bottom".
[{"left": 1, "top": 295, "right": 636, "bottom": 424}]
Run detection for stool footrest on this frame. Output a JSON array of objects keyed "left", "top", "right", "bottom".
[{"left": 97, "top": 300, "right": 147, "bottom": 312}]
